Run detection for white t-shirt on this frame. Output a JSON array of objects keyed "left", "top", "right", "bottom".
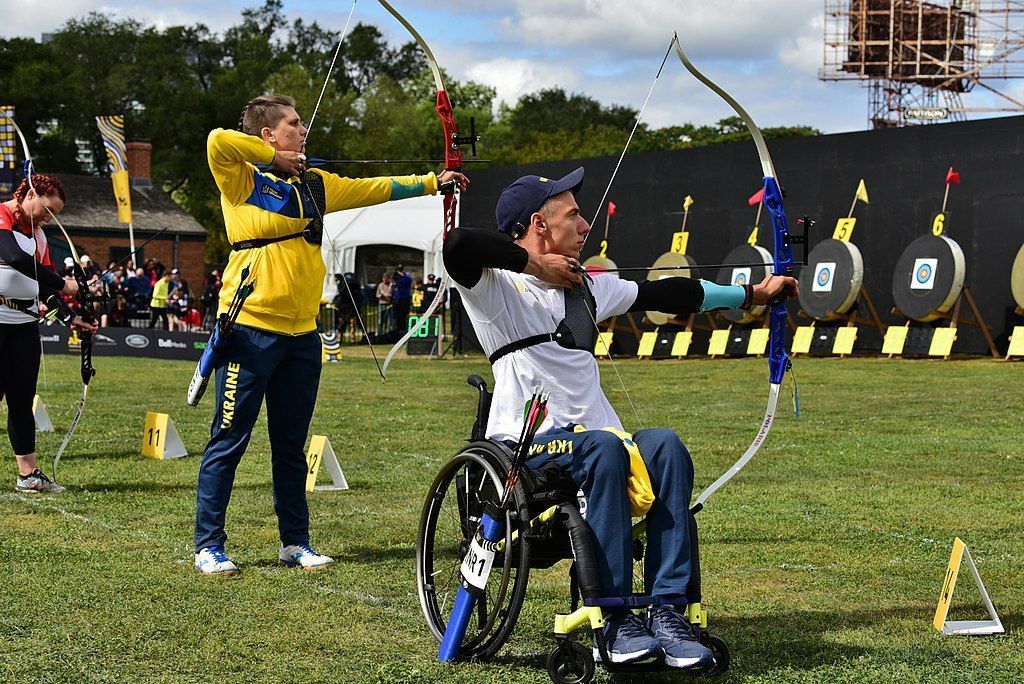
[{"left": 454, "top": 269, "right": 638, "bottom": 442}]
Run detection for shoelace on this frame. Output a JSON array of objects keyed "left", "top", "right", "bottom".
[
  {"left": 612, "top": 612, "right": 652, "bottom": 640},
  {"left": 653, "top": 607, "right": 695, "bottom": 642},
  {"left": 208, "top": 548, "right": 231, "bottom": 564},
  {"left": 294, "top": 544, "right": 317, "bottom": 557}
]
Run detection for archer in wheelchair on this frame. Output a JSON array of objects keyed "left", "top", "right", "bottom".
[{"left": 415, "top": 168, "right": 798, "bottom": 682}]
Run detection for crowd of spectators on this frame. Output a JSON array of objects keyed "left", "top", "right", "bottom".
[
  {"left": 331, "top": 266, "right": 443, "bottom": 342},
  {"left": 55, "top": 255, "right": 222, "bottom": 332}
]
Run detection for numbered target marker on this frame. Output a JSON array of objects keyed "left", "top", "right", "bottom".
[
  {"left": 141, "top": 412, "right": 187, "bottom": 460},
  {"left": 933, "top": 538, "right": 1003, "bottom": 636},
  {"left": 305, "top": 435, "right": 348, "bottom": 491}
]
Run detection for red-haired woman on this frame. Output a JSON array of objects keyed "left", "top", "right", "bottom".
[{"left": 0, "top": 174, "right": 96, "bottom": 493}]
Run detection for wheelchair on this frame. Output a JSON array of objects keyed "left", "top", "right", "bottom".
[{"left": 415, "top": 375, "right": 731, "bottom": 683}]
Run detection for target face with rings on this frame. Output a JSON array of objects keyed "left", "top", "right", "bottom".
[
  {"left": 798, "top": 239, "right": 864, "bottom": 320},
  {"left": 716, "top": 244, "right": 772, "bottom": 324},
  {"left": 891, "top": 234, "right": 965, "bottom": 322}
]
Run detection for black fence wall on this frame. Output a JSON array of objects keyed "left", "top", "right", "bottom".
[{"left": 459, "top": 116, "right": 1024, "bottom": 354}]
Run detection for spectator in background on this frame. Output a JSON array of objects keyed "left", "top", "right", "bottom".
[
  {"left": 376, "top": 272, "right": 392, "bottom": 335},
  {"left": 334, "top": 272, "right": 362, "bottom": 341},
  {"left": 79, "top": 255, "right": 97, "bottom": 278},
  {"left": 126, "top": 267, "right": 151, "bottom": 313},
  {"left": 61, "top": 256, "right": 75, "bottom": 278},
  {"left": 419, "top": 273, "right": 440, "bottom": 314},
  {"left": 201, "top": 270, "right": 222, "bottom": 330},
  {"left": 391, "top": 264, "right": 413, "bottom": 331},
  {"left": 148, "top": 271, "right": 171, "bottom": 329}
]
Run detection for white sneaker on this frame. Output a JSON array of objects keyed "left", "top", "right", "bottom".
[
  {"left": 279, "top": 543, "right": 334, "bottom": 570},
  {"left": 195, "top": 546, "right": 239, "bottom": 576}
]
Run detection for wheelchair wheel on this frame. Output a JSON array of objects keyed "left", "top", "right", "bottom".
[
  {"left": 546, "top": 640, "right": 594, "bottom": 684},
  {"left": 705, "top": 634, "right": 730, "bottom": 676},
  {"left": 416, "top": 440, "right": 531, "bottom": 661}
]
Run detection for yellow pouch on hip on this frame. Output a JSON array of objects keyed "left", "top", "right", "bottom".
[{"left": 573, "top": 425, "right": 655, "bottom": 517}]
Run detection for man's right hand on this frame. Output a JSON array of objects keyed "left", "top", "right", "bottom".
[
  {"left": 524, "top": 253, "right": 584, "bottom": 288},
  {"left": 273, "top": 150, "right": 307, "bottom": 176}
]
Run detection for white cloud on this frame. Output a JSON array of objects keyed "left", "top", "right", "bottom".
[{"left": 465, "top": 57, "right": 579, "bottom": 107}]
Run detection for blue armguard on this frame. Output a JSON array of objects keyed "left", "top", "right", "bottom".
[{"left": 699, "top": 279, "right": 746, "bottom": 312}]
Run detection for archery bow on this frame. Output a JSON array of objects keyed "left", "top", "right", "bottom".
[
  {"left": 375, "top": 0, "right": 479, "bottom": 379},
  {"left": 670, "top": 32, "right": 802, "bottom": 509},
  {"left": 1, "top": 109, "right": 96, "bottom": 482}
]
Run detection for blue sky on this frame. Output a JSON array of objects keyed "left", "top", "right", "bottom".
[{"left": 4, "top": 0, "right": 1021, "bottom": 134}]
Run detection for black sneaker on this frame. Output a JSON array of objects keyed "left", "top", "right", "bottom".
[
  {"left": 15, "top": 469, "right": 65, "bottom": 494},
  {"left": 647, "top": 605, "right": 715, "bottom": 670}
]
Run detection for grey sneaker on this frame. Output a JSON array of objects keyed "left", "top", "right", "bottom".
[
  {"left": 15, "top": 469, "right": 65, "bottom": 494},
  {"left": 593, "top": 610, "right": 662, "bottom": 664},
  {"left": 647, "top": 605, "right": 715, "bottom": 670}
]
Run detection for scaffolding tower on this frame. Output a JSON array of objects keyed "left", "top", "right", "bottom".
[{"left": 822, "top": 1, "right": 1024, "bottom": 127}]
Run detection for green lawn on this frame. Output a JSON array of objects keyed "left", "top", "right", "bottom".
[{"left": 1, "top": 352, "right": 1021, "bottom": 683}]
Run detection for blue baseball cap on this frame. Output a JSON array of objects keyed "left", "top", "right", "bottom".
[{"left": 496, "top": 167, "right": 585, "bottom": 239}]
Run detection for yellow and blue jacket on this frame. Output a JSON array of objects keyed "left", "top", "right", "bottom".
[{"left": 207, "top": 128, "right": 440, "bottom": 335}]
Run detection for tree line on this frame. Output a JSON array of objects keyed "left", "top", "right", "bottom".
[{"left": 0, "top": 0, "right": 819, "bottom": 262}]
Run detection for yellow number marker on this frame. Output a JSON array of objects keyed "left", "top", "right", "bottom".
[{"left": 141, "top": 412, "right": 187, "bottom": 460}]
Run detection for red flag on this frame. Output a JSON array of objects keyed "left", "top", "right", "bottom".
[
  {"left": 607, "top": 201, "right": 617, "bottom": 217},
  {"left": 945, "top": 167, "right": 961, "bottom": 185},
  {"left": 748, "top": 188, "right": 765, "bottom": 206}
]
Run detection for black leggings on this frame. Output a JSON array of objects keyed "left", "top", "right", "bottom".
[{"left": 0, "top": 321, "right": 40, "bottom": 455}]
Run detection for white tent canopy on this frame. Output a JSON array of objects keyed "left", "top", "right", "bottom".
[{"left": 321, "top": 194, "right": 454, "bottom": 298}]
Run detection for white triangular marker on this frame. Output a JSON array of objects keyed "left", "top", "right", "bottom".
[
  {"left": 305, "top": 435, "right": 348, "bottom": 491},
  {"left": 33, "top": 395, "right": 54, "bottom": 433},
  {"left": 933, "top": 537, "right": 1004, "bottom": 636}
]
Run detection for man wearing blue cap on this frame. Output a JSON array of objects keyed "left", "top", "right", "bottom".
[{"left": 443, "top": 167, "right": 798, "bottom": 669}]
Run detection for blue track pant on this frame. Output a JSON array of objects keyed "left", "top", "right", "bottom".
[
  {"left": 194, "top": 325, "right": 321, "bottom": 552},
  {"left": 525, "top": 427, "right": 695, "bottom": 600}
]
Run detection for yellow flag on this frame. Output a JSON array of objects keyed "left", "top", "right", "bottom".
[
  {"left": 110, "top": 169, "right": 132, "bottom": 224},
  {"left": 96, "top": 116, "right": 132, "bottom": 224},
  {"left": 683, "top": 195, "right": 694, "bottom": 211},
  {"left": 855, "top": 179, "right": 869, "bottom": 205}
]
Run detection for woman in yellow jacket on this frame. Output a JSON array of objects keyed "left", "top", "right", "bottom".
[
  {"left": 148, "top": 272, "right": 171, "bottom": 329},
  {"left": 194, "top": 95, "right": 468, "bottom": 576}
]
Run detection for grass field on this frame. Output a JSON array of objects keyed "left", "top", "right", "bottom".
[{"left": 1, "top": 351, "right": 1021, "bottom": 683}]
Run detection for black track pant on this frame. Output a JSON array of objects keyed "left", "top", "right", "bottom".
[{"left": 0, "top": 321, "right": 40, "bottom": 455}]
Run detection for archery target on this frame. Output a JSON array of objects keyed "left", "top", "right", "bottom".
[
  {"left": 797, "top": 239, "right": 864, "bottom": 321},
  {"left": 1011, "top": 242, "right": 1024, "bottom": 310},
  {"left": 716, "top": 244, "right": 772, "bottom": 325},
  {"left": 583, "top": 255, "right": 617, "bottom": 274},
  {"left": 891, "top": 234, "right": 966, "bottom": 322},
  {"left": 321, "top": 330, "right": 342, "bottom": 353},
  {"left": 646, "top": 251, "right": 696, "bottom": 325}
]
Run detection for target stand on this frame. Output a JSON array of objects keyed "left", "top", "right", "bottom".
[
  {"left": 793, "top": 238, "right": 886, "bottom": 358},
  {"left": 884, "top": 234, "right": 997, "bottom": 358}
]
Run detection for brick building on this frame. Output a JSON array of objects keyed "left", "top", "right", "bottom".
[{"left": 47, "top": 141, "right": 207, "bottom": 289}]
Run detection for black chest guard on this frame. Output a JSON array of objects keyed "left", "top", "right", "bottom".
[{"left": 488, "top": 279, "right": 598, "bottom": 364}]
